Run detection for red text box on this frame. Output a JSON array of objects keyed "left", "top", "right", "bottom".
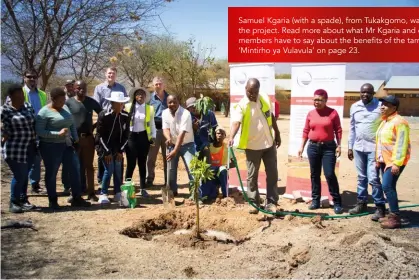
[{"left": 228, "top": 7, "right": 419, "bottom": 63}]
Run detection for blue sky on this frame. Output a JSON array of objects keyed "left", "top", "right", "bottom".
[{"left": 152, "top": 0, "right": 419, "bottom": 59}]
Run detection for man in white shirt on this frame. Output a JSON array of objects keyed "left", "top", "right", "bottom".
[
  {"left": 162, "top": 95, "right": 195, "bottom": 196},
  {"left": 229, "top": 78, "right": 281, "bottom": 214}
]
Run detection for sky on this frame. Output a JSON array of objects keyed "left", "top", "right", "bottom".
[
  {"left": 151, "top": 0, "right": 419, "bottom": 59},
  {"left": 2, "top": 0, "right": 419, "bottom": 81}
]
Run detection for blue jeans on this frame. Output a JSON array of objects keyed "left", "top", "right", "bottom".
[
  {"left": 61, "top": 159, "right": 71, "bottom": 190},
  {"left": 101, "top": 154, "right": 122, "bottom": 195},
  {"left": 29, "top": 153, "right": 41, "bottom": 185},
  {"left": 379, "top": 163, "right": 405, "bottom": 214},
  {"left": 200, "top": 166, "right": 228, "bottom": 199},
  {"left": 354, "top": 150, "right": 385, "bottom": 205},
  {"left": 168, "top": 142, "right": 195, "bottom": 193},
  {"left": 6, "top": 145, "right": 36, "bottom": 202},
  {"left": 61, "top": 153, "right": 81, "bottom": 191},
  {"left": 39, "top": 142, "right": 82, "bottom": 198},
  {"left": 307, "top": 141, "right": 342, "bottom": 205}
]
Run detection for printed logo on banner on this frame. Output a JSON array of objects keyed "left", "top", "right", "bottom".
[
  {"left": 234, "top": 72, "right": 247, "bottom": 86},
  {"left": 297, "top": 71, "right": 312, "bottom": 87}
]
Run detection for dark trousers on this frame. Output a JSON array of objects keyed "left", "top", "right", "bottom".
[
  {"left": 307, "top": 141, "right": 342, "bottom": 205},
  {"left": 39, "top": 142, "right": 82, "bottom": 198},
  {"left": 125, "top": 131, "right": 150, "bottom": 188}
]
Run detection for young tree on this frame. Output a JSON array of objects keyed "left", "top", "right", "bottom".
[{"left": 189, "top": 153, "right": 214, "bottom": 239}]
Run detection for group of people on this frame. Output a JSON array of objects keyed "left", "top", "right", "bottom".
[
  {"left": 229, "top": 78, "right": 411, "bottom": 229},
  {"left": 1, "top": 69, "right": 412, "bottom": 229},
  {"left": 1, "top": 67, "right": 229, "bottom": 213}
]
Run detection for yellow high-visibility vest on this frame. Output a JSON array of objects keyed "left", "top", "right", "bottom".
[
  {"left": 235, "top": 96, "right": 273, "bottom": 150},
  {"left": 22, "top": 87, "right": 47, "bottom": 107},
  {"left": 125, "top": 103, "right": 154, "bottom": 141}
]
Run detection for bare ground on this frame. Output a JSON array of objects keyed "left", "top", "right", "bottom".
[{"left": 1, "top": 113, "right": 419, "bottom": 279}]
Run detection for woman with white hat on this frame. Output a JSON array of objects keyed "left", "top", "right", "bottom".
[
  {"left": 95, "top": 91, "right": 130, "bottom": 204},
  {"left": 124, "top": 87, "right": 156, "bottom": 197}
]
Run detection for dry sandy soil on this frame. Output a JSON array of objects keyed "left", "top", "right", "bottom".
[{"left": 1, "top": 113, "right": 419, "bottom": 279}]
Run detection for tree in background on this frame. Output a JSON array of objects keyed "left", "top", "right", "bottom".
[{"left": 1, "top": 0, "right": 170, "bottom": 89}]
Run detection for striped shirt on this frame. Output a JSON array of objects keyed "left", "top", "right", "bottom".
[{"left": 1, "top": 102, "right": 36, "bottom": 163}]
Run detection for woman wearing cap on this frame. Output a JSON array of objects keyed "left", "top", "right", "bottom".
[
  {"left": 298, "top": 89, "right": 344, "bottom": 214},
  {"left": 1, "top": 84, "right": 37, "bottom": 213},
  {"left": 124, "top": 87, "right": 156, "bottom": 197},
  {"left": 375, "top": 95, "right": 411, "bottom": 229},
  {"left": 95, "top": 91, "right": 130, "bottom": 204},
  {"left": 36, "top": 88, "right": 91, "bottom": 209}
]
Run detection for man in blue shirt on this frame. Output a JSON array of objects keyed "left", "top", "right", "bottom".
[
  {"left": 93, "top": 67, "right": 128, "bottom": 184},
  {"left": 146, "top": 76, "right": 169, "bottom": 187},
  {"left": 185, "top": 97, "right": 218, "bottom": 162},
  {"left": 348, "top": 83, "right": 385, "bottom": 220}
]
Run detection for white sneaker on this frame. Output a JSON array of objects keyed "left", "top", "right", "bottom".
[
  {"left": 113, "top": 192, "right": 121, "bottom": 203},
  {"left": 98, "top": 194, "right": 110, "bottom": 204}
]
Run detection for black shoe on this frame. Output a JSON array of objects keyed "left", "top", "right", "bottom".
[
  {"left": 349, "top": 201, "right": 368, "bottom": 215},
  {"left": 9, "top": 201, "right": 23, "bottom": 213},
  {"left": 71, "top": 196, "right": 91, "bottom": 207},
  {"left": 308, "top": 201, "right": 320, "bottom": 210},
  {"left": 48, "top": 196, "right": 60, "bottom": 210},
  {"left": 371, "top": 204, "right": 386, "bottom": 221},
  {"left": 21, "top": 198, "right": 36, "bottom": 211},
  {"left": 334, "top": 205, "right": 344, "bottom": 214},
  {"left": 31, "top": 182, "right": 44, "bottom": 194}
]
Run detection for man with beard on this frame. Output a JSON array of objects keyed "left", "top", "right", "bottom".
[
  {"left": 66, "top": 80, "right": 102, "bottom": 201},
  {"left": 348, "top": 83, "right": 386, "bottom": 220},
  {"left": 162, "top": 95, "right": 195, "bottom": 197}
]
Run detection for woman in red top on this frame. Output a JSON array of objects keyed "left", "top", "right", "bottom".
[{"left": 298, "top": 89, "right": 343, "bottom": 214}]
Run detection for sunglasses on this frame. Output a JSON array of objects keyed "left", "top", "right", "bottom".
[
  {"left": 313, "top": 99, "right": 325, "bottom": 102},
  {"left": 25, "top": 75, "right": 37, "bottom": 79}
]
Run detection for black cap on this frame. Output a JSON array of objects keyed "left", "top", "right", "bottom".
[
  {"left": 379, "top": 95, "right": 399, "bottom": 107},
  {"left": 65, "top": 79, "right": 75, "bottom": 86}
]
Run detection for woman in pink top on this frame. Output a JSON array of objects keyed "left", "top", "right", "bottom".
[{"left": 298, "top": 89, "right": 343, "bottom": 214}]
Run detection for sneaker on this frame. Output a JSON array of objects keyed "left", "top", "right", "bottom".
[
  {"left": 9, "top": 202, "right": 23, "bottom": 213},
  {"left": 87, "top": 194, "right": 99, "bottom": 202},
  {"left": 21, "top": 198, "right": 36, "bottom": 211},
  {"left": 71, "top": 196, "right": 91, "bottom": 207},
  {"left": 113, "top": 192, "right": 121, "bottom": 203},
  {"left": 349, "top": 201, "right": 368, "bottom": 215},
  {"left": 140, "top": 189, "right": 150, "bottom": 198},
  {"left": 371, "top": 205, "right": 386, "bottom": 222},
  {"left": 308, "top": 201, "right": 320, "bottom": 210},
  {"left": 98, "top": 194, "right": 110, "bottom": 204},
  {"left": 265, "top": 203, "right": 277, "bottom": 213},
  {"left": 334, "top": 205, "right": 344, "bottom": 214},
  {"left": 381, "top": 213, "right": 401, "bottom": 229}
]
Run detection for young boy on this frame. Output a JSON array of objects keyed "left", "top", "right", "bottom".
[{"left": 200, "top": 126, "right": 229, "bottom": 199}]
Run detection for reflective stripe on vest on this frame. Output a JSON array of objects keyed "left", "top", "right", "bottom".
[
  {"left": 22, "top": 87, "right": 47, "bottom": 107},
  {"left": 210, "top": 144, "right": 225, "bottom": 167},
  {"left": 236, "top": 97, "right": 272, "bottom": 150},
  {"left": 125, "top": 103, "right": 153, "bottom": 141}
]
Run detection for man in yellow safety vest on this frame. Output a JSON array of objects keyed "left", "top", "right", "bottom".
[{"left": 229, "top": 78, "right": 282, "bottom": 214}]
